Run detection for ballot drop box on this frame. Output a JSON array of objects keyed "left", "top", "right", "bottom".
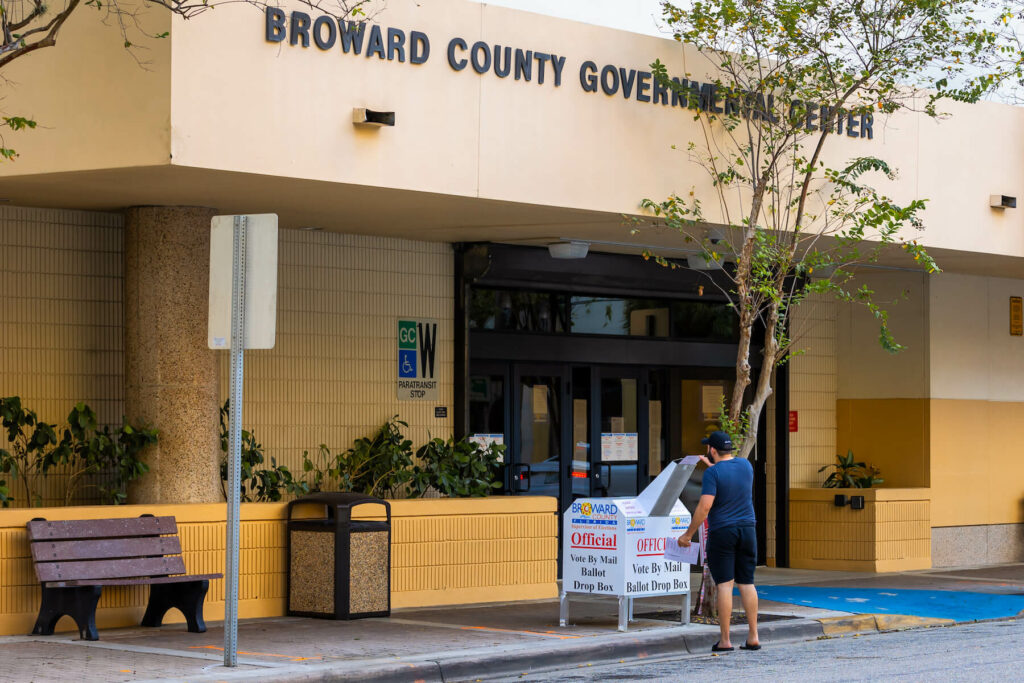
[{"left": 560, "top": 457, "right": 699, "bottom": 631}]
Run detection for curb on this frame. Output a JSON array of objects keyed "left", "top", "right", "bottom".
[
  {"left": 204, "top": 617, "right": 829, "bottom": 683},
  {"left": 138, "top": 611, "right": 1004, "bottom": 682},
  {"left": 818, "top": 613, "right": 955, "bottom": 636}
]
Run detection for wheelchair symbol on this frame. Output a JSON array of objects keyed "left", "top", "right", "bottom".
[{"left": 399, "top": 350, "right": 417, "bottom": 378}]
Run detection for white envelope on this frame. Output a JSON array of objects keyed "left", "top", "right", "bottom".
[{"left": 663, "top": 537, "right": 700, "bottom": 565}]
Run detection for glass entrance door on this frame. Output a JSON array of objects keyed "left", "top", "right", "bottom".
[{"left": 596, "top": 368, "right": 643, "bottom": 498}]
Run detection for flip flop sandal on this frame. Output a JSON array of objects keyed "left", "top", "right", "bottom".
[
  {"left": 712, "top": 642, "right": 735, "bottom": 652},
  {"left": 740, "top": 643, "right": 762, "bottom": 651}
]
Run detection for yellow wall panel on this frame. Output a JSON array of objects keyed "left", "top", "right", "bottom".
[
  {"left": 836, "top": 399, "right": 930, "bottom": 488},
  {"left": 930, "top": 399, "right": 1024, "bottom": 527},
  {"left": 217, "top": 229, "right": 455, "bottom": 478},
  {"left": 0, "top": 498, "right": 557, "bottom": 636},
  {"left": 788, "top": 296, "right": 839, "bottom": 488},
  {"left": 789, "top": 490, "right": 931, "bottom": 571},
  {"left": 0, "top": 207, "right": 125, "bottom": 507}
]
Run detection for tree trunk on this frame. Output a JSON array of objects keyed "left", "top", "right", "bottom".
[
  {"left": 729, "top": 187, "right": 767, "bottom": 424},
  {"left": 737, "top": 302, "right": 781, "bottom": 460}
]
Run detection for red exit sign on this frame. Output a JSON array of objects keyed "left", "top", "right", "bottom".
[{"left": 788, "top": 411, "right": 798, "bottom": 433}]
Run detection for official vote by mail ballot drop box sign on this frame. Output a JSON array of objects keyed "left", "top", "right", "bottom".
[{"left": 562, "top": 458, "right": 697, "bottom": 598}]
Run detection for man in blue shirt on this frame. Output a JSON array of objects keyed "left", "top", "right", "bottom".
[{"left": 677, "top": 430, "right": 760, "bottom": 652}]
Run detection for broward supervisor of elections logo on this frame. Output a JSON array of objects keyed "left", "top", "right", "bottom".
[{"left": 397, "top": 318, "right": 439, "bottom": 401}]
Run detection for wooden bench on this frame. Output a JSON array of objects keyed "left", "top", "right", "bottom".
[{"left": 27, "top": 515, "right": 222, "bottom": 641}]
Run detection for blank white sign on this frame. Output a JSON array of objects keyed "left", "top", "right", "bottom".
[{"left": 208, "top": 214, "right": 278, "bottom": 350}]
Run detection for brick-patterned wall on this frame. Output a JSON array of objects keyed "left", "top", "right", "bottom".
[
  {"left": 0, "top": 498, "right": 558, "bottom": 635},
  {"left": 789, "top": 488, "right": 931, "bottom": 572},
  {"left": 0, "top": 206, "right": 124, "bottom": 506},
  {"left": 220, "top": 230, "right": 454, "bottom": 475},
  {"left": 789, "top": 295, "right": 838, "bottom": 488}
]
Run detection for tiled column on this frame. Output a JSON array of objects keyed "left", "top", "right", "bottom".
[{"left": 124, "top": 207, "right": 221, "bottom": 503}]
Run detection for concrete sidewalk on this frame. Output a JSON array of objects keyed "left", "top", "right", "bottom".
[{"left": 3, "top": 563, "right": 1021, "bottom": 683}]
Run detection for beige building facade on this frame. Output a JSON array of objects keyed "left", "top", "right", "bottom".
[{"left": 1, "top": 0, "right": 1023, "bottom": 570}]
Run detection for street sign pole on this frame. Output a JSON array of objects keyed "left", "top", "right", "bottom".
[{"left": 224, "top": 215, "right": 247, "bottom": 667}]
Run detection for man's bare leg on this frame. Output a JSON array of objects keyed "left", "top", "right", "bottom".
[
  {"left": 737, "top": 583, "right": 759, "bottom": 646},
  {"left": 716, "top": 579, "right": 735, "bottom": 648}
]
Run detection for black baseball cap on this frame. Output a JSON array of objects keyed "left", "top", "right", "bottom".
[{"left": 702, "top": 431, "right": 733, "bottom": 452}]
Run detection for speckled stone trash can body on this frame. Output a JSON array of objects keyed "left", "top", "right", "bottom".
[{"left": 286, "top": 493, "right": 391, "bottom": 620}]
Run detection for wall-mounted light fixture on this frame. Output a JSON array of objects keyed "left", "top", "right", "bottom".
[
  {"left": 353, "top": 108, "right": 396, "bottom": 127},
  {"left": 688, "top": 254, "right": 723, "bottom": 271},
  {"left": 990, "top": 194, "right": 1017, "bottom": 209},
  {"left": 834, "top": 494, "right": 865, "bottom": 510},
  {"left": 547, "top": 241, "right": 590, "bottom": 259}
]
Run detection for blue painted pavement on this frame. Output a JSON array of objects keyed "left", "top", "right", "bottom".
[{"left": 752, "top": 585, "right": 1024, "bottom": 622}]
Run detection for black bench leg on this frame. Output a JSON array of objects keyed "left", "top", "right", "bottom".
[
  {"left": 142, "top": 580, "right": 210, "bottom": 633},
  {"left": 32, "top": 586, "right": 102, "bottom": 641}
]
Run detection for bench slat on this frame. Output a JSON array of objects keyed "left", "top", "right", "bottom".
[
  {"left": 27, "top": 516, "right": 177, "bottom": 541},
  {"left": 45, "top": 573, "right": 223, "bottom": 588},
  {"left": 31, "top": 536, "right": 182, "bottom": 562},
  {"left": 35, "top": 556, "right": 187, "bottom": 583}
]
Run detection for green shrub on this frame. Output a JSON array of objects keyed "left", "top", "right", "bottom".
[
  {"left": 0, "top": 396, "right": 156, "bottom": 506},
  {"left": 819, "top": 450, "right": 884, "bottom": 489},
  {"left": 408, "top": 436, "right": 504, "bottom": 498},
  {"left": 218, "top": 400, "right": 308, "bottom": 502},
  {"left": 334, "top": 416, "right": 414, "bottom": 498}
]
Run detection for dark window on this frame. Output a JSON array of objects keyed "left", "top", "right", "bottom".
[
  {"left": 470, "top": 288, "right": 738, "bottom": 342},
  {"left": 470, "top": 289, "right": 567, "bottom": 333},
  {"left": 570, "top": 297, "right": 670, "bottom": 336},
  {"left": 670, "top": 301, "right": 738, "bottom": 341},
  {"left": 469, "top": 375, "right": 505, "bottom": 436}
]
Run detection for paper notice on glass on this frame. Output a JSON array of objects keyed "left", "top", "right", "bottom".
[
  {"left": 601, "top": 433, "right": 639, "bottom": 462},
  {"left": 701, "top": 384, "right": 724, "bottom": 417},
  {"left": 664, "top": 537, "right": 701, "bottom": 565}
]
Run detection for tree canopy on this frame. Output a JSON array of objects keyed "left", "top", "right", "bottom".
[{"left": 638, "top": 0, "right": 1024, "bottom": 458}]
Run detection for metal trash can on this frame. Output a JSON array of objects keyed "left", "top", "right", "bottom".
[{"left": 286, "top": 492, "right": 391, "bottom": 619}]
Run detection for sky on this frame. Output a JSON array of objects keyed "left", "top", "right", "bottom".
[
  {"left": 470, "top": 0, "right": 670, "bottom": 38},
  {"left": 472, "top": 1, "right": 1020, "bottom": 104}
]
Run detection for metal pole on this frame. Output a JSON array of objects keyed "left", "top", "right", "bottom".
[{"left": 224, "top": 215, "right": 247, "bottom": 667}]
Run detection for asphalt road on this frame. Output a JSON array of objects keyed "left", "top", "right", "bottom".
[{"left": 489, "top": 619, "right": 1024, "bottom": 682}]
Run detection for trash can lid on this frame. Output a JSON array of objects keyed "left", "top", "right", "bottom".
[{"left": 287, "top": 492, "right": 391, "bottom": 516}]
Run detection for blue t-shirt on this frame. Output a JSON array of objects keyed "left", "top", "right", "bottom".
[{"left": 700, "top": 458, "right": 756, "bottom": 531}]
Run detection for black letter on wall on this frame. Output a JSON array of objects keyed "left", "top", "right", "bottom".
[
  {"left": 366, "top": 25, "right": 385, "bottom": 59},
  {"left": 313, "top": 16, "right": 336, "bottom": 50},
  {"left": 339, "top": 21, "right": 365, "bottom": 54},
  {"left": 447, "top": 37, "right": 468, "bottom": 71},
  {"left": 580, "top": 61, "right": 598, "bottom": 92},
  {"left": 410, "top": 31, "right": 430, "bottom": 64},
  {"left": 387, "top": 27, "right": 406, "bottom": 62},
  {"left": 265, "top": 8, "right": 286, "bottom": 43},
  {"left": 290, "top": 12, "right": 311, "bottom": 48}
]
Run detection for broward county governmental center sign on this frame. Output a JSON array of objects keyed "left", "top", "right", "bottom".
[{"left": 264, "top": 7, "right": 879, "bottom": 139}]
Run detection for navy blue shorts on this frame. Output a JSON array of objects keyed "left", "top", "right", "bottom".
[{"left": 706, "top": 525, "right": 757, "bottom": 584}]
